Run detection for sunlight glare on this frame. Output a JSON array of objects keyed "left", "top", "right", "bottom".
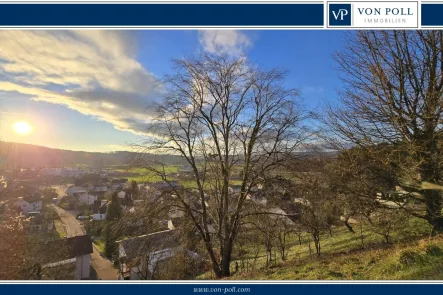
[{"left": 13, "top": 121, "right": 33, "bottom": 135}]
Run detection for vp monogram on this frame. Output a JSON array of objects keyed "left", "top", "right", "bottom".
[{"left": 332, "top": 9, "right": 349, "bottom": 20}]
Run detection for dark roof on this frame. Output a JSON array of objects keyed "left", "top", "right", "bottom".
[
  {"left": 94, "top": 202, "right": 108, "bottom": 214},
  {"left": 22, "top": 193, "right": 42, "bottom": 203},
  {"left": 41, "top": 235, "right": 93, "bottom": 263},
  {"left": 62, "top": 235, "right": 93, "bottom": 257},
  {"left": 117, "top": 230, "right": 179, "bottom": 259}
]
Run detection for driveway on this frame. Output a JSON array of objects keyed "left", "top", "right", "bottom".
[{"left": 51, "top": 204, "right": 118, "bottom": 280}]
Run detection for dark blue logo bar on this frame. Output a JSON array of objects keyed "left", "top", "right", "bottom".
[
  {"left": 329, "top": 3, "right": 352, "bottom": 26},
  {"left": 0, "top": 3, "right": 324, "bottom": 27},
  {"left": 422, "top": 3, "right": 443, "bottom": 26}
]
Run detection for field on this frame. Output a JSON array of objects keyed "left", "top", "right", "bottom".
[
  {"left": 110, "top": 166, "right": 179, "bottom": 183},
  {"left": 120, "top": 165, "right": 243, "bottom": 189}
]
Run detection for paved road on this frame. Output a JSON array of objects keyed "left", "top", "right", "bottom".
[
  {"left": 51, "top": 205, "right": 118, "bottom": 280},
  {"left": 90, "top": 245, "right": 119, "bottom": 280},
  {"left": 51, "top": 205, "right": 84, "bottom": 237}
]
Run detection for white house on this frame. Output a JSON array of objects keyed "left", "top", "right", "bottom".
[
  {"left": 78, "top": 193, "right": 98, "bottom": 205},
  {"left": 15, "top": 197, "right": 43, "bottom": 215},
  {"left": 92, "top": 201, "right": 108, "bottom": 221},
  {"left": 117, "top": 190, "right": 126, "bottom": 199}
]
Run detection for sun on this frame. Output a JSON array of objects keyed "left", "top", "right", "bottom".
[{"left": 13, "top": 121, "right": 33, "bottom": 135}]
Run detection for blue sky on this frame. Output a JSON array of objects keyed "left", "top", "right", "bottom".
[{"left": 0, "top": 30, "right": 345, "bottom": 152}]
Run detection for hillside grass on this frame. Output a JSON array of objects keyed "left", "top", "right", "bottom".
[
  {"left": 126, "top": 165, "right": 244, "bottom": 189},
  {"left": 53, "top": 219, "right": 67, "bottom": 239},
  {"left": 125, "top": 166, "right": 179, "bottom": 182},
  {"left": 93, "top": 238, "right": 105, "bottom": 253},
  {"left": 215, "top": 218, "right": 443, "bottom": 280}
]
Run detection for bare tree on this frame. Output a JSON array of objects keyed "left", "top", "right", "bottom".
[
  {"left": 326, "top": 147, "right": 397, "bottom": 234},
  {"left": 249, "top": 211, "right": 279, "bottom": 267},
  {"left": 365, "top": 207, "right": 409, "bottom": 244},
  {"left": 133, "top": 54, "right": 307, "bottom": 277},
  {"left": 325, "top": 31, "right": 443, "bottom": 232},
  {"left": 296, "top": 176, "right": 340, "bottom": 257},
  {"left": 0, "top": 212, "right": 71, "bottom": 280}
]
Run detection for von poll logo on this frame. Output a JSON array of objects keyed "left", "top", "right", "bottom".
[
  {"left": 332, "top": 8, "right": 348, "bottom": 20},
  {"left": 329, "top": 3, "right": 352, "bottom": 26}
]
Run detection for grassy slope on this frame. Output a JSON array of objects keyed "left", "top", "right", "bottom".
[
  {"left": 125, "top": 166, "right": 179, "bottom": 183},
  {"left": 229, "top": 218, "right": 443, "bottom": 280},
  {"left": 93, "top": 238, "right": 105, "bottom": 253}
]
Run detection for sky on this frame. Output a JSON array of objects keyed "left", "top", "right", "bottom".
[{"left": 0, "top": 30, "right": 346, "bottom": 152}]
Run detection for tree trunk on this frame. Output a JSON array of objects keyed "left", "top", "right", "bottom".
[
  {"left": 384, "top": 234, "right": 391, "bottom": 244},
  {"left": 343, "top": 217, "right": 355, "bottom": 233},
  {"left": 308, "top": 238, "right": 312, "bottom": 256},
  {"left": 424, "top": 189, "right": 443, "bottom": 234},
  {"left": 359, "top": 216, "right": 365, "bottom": 249},
  {"left": 312, "top": 231, "right": 321, "bottom": 257},
  {"left": 220, "top": 242, "right": 232, "bottom": 277},
  {"left": 221, "top": 257, "right": 231, "bottom": 277}
]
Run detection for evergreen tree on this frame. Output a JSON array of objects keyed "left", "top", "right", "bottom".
[
  {"left": 106, "top": 192, "right": 122, "bottom": 221},
  {"left": 104, "top": 192, "right": 122, "bottom": 259}
]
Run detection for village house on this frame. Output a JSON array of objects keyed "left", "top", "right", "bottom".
[
  {"left": 61, "top": 168, "right": 85, "bottom": 178},
  {"left": 111, "top": 178, "right": 128, "bottom": 190},
  {"left": 66, "top": 186, "right": 88, "bottom": 197},
  {"left": 42, "top": 235, "right": 94, "bottom": 280},
  {"left": 15, "top": 195, "right": 43, "bottom": 215},
  {"left": 78, "top": 193, "right": 98, "bottom": 205},
  {"left": 91, "top": 184, "right": 109, "bottom": 195},
  {"left": 92, "top": 200, "right": 108, "bottom": 221},
  {"left": 117, "top": 190, "right": 126, "bottom": 199},
  {"left": 116, "top": 230, "right": 198, "bottom": 280},
  {"left": 27, "top": 212, "right": 54, "bottom": 233}
]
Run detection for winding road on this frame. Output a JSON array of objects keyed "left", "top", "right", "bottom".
[{"left": 51, "top": 204, "right": 118, "bottom": 280}]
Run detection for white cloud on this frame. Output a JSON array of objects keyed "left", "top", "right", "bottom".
[
  {"left": 0, "top": 31, "right": 162, "bottom": 135},
  {"left": 198, "top": 30, "right": 251, "bottom": 56}
]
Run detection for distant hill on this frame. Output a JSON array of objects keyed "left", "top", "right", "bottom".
[
  {"left": 0, "top": 142, "right": 186, "bottom": 169},
  {"left": 0, "top": 141, "right": 337, "bottom": 170}
]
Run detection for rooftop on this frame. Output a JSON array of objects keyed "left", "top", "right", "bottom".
[{"left": 117, "top": 230, "right": 179, "bottom": 259}]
